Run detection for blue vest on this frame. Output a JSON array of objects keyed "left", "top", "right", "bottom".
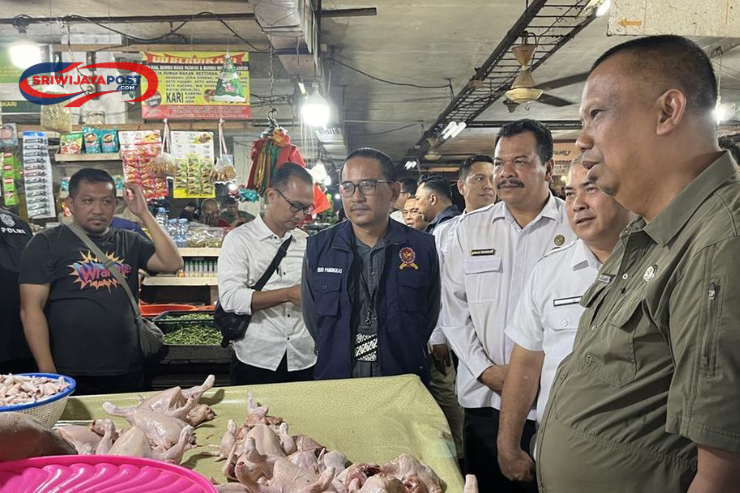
[{"left": 305, "top": 220, "right": 438, "bottom": 384}]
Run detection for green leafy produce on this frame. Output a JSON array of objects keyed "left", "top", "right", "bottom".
[{"left": 164, "top": 325, "right": 221, "bottom": 345}]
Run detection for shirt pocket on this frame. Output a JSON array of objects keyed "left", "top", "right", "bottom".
[
  {"left": 544, "top": 304, "right": 581, "bottom": 360},
  {"left": 397, "top": 273, "right": 430, "bottom": 313},
  {"left": 581, "top": 294, "right": 640, "bottom": 388},
  {"left": 313, "top": 274, "right": 342, "bottom": 317},
  {"left": 464, "top": 256, "right": 502, "bottom": 303}
]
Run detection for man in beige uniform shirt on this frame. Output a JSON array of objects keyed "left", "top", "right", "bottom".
[{"left": 537, "top": 35, "right": 740, "bottom": 493}]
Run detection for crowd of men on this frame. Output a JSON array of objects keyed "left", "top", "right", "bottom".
[{"left": 2, "top": 34, "right": 739, "bottom": 492}]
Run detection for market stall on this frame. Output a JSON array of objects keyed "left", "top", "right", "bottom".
[{"left": 58, "top": 374, "right": 465, "bottom": 491}]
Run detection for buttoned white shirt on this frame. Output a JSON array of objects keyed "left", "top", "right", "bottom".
[
  {"left": 217, "top": 215, "right": 316, "bottom": 371},
  {"left": 441, "top": 195, "right": 575, "bottom": 411},
  {"left": 430, "top": 213, "right": 465, "bottom": 345},
  {"left": 505, "top": 239, "right": 600, "bottom": 424}
]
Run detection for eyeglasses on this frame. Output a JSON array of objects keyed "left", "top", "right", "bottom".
[
  {"left": 274, "top": 188, "right": 315, "bottom": 215},
  {"left": 338, "top": 179, "right": 393, "bottom": 197}
]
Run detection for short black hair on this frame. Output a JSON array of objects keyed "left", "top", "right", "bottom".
[
  {"left": 399, "top": 177, "right": 418, "bottom": 195},
  {"left": 592, "top": 35, "right": 717, "bottom": 114},
  {"left": 223, "top": 196, "right": 238, "bottom": 207},
  {"left": 343, "top": 147, "right": 397, "bottom": 182},
  {"left": 460, "top": 154, "right": 494, "bottom": 180},
  {"left": 186, "top": 201, "right": 197, "bottom": 208},
  {"left": 270, "top": 162, "right": 313, "bottom": 190},
  {"left": 418, "top": 173, "right": 452, "bottom": 201},
  {"left": 69, "top": 168, "right": 115, "bottom": 198},
  {"left": 495, "top": 119, "right": 553, "bottom": 164},
  {"left": 718, "top": 136, "right": 740, "bottom": 163}
]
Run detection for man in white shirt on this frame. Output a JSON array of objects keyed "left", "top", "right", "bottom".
[
  {"left": 431, "top": 154, "right": 496, "bottom": 464},
  {"left": 496, "top": 155, "right": 633, "bottom": 486},
  {"left": 218, "top": 163, "right": 317, "bottom": 385},
  {"left": 441, "top": 119, "right": 575, "bottom": 493}
]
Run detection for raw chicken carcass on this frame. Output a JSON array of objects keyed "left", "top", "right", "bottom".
[
  {"left": 54, "top": 425, "right": 102, "bottom": 455},
  {"left": 352, "top": 475, "right": 406, "bottom": 493},
  {"left": 108, "top": 425, "right": 194, "bottom": 464},
  {"left": 103, "top": 403, "right": 190, "bottom": 451},
  {"left": 214, "top": 419, "right": 238, "bottom": 462},
  {"left": 381, "top": 454, "right": 442, "bottom": 493},
  {"left": 236, "top": 457, "right": 336, "bottom": 493}
]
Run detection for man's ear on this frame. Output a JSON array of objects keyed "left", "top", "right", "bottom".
[
  {"left": 457, "top": 179, "right": 465, "bottom": 195},
  {"left": 544, "top": 159, "right": 554, "bottom": 182},
  {"left": 65, "top": 196, "right": 74, "bottom": 214},
  {"left": 390, "top": 181, "right": 401, "bottom": 204},
  {"left": 655, "top": 89, "right": 687, "bottom": 137}
]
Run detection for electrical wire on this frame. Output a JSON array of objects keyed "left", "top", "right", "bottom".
[{"left": 331, "top": 58, "right": 451, "bottom": 89}]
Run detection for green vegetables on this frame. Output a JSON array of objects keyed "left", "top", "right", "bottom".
[{"left": 158, "top": 313, "right": 221, "bottom": 345}]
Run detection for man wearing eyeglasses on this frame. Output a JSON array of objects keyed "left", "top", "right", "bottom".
[
  {"left": 218, "top": 163, "right": 317, "bottom": 385},
  {"left": 302, "top": 148, "right": 441, "bottom": 384}
]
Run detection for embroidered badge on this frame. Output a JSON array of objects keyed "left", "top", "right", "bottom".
[
  {"left": 399, "top": 247, "right": 419, "bottom": 270},
  {"left": 643, "top": 265, "right": 657, "bottom": 282},
  {"left": 0, "top": 213, "right": 14, "bottom": 227},
  {"left": 597, "top": 274, "right": 615, "bottom": 284},
  {"left": 554, "top": 234, "right": 565, "bottom": 247}
]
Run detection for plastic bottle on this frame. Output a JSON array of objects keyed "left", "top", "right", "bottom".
[{"left": 156, "top": 207, "right": 168, "bottom": 228}]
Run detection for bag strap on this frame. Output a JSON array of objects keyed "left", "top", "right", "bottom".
[
  {"left": 253, "top": 236, "right": 292, "bottom": 291},
  {"left": 67, "top": 224, "right": 141, "bottom": 319}
]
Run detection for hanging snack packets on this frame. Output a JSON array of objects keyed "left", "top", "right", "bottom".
[
  {"left": 21, "top": 132, "right": 56, "bottom": 219},
  {"left": 170, "top": 131, "right": 216, "bottom": 199},
  {"left": 119, "top": 130, "right": 168, "bottom": 201}
]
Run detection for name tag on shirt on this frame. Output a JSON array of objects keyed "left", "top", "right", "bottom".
[
  {"left": 317, "top": 267, "right": 343, "bottom": 274},
  {"left": 553, "top": 296, "right": 582, "bottom": 307},
  {"left": 470, "top": 248, "right": 496, "bottom": 257}
]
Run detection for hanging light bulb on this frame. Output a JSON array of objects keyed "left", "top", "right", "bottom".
[
  {"left": 302, "top": 88, "right": 331, "bottom": 127},
  {"left": 8, "top": 25, "right": 41, "bottom": 69}
]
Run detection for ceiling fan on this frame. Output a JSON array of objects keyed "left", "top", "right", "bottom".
[{"left": 503, "top": 40, "right": 588, "bottom": 112}]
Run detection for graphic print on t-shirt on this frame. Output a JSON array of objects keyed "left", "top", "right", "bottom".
[{"left": 68, "top": 250, "right": 132, "bottom": 291}]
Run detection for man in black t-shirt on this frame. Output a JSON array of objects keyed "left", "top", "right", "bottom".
[
  {"left": 0, "top": 207, "right": 34, "bottom": 374},
  {"left": 19, "top": 169, "right": 183, "bottom": 395}
]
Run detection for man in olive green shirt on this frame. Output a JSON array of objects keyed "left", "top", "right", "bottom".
[{"left": 537, "top": 35, "right": 740, "bottom": 492}]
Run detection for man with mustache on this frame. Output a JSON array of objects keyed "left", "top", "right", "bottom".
[
  {"left": 219, "top": 163, "right": 316, "bottom": 385},
  {"left": 302, "top": 148, "right": 440, "bottom": 383},
  {"left": 19, "top": 168, "right": 183, "bottom": 395},
  {"left": 441, "top": 119, "right": 575, "bottom": 492},
  {"left": 536, "top": 35, "right": 740, "bottom": 493},
  {"left": 497, "top": 154, "right": 632, "bottom": 485}
]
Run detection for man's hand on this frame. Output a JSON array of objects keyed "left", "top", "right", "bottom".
[
  {"left": 432, "top": 344, "right": 452, "bottom": 375},
  {"left": 123, "top": 182, "right": 149, "bottom": 218},
  {"left": 479, "top": 364, "right": 508, "bottom": 392},
  {"left": 285, "top": 285, "right": 302, "bottom": 307},
  {"left": 498, "top": 446, "right": 535, "bottom": 483}
]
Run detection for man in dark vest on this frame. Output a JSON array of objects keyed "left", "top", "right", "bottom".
[{"left": 301, "top": 148, "right": 441, "bottom": 384}]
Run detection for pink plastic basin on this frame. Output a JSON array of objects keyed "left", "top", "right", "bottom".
[{"left": 0, "top": 455, "right": 217, "bottom": 493}]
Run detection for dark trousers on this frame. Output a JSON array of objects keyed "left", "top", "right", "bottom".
[
  {"left": 231, "top": 354, "right": 314, "bottom": 386},
  {"left": 71, "top": 369, "right": 146, "bottom": 396},
  {"left": 464, "top": 406, "right": 538, "bottom": 493}
]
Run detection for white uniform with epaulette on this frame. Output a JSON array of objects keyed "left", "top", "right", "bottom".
[
  {"left": 505, "top": 238, "right": 601, "bottom": 424},
  {"left": 441, "top": 194, "right": 575, "bottom": 412}
]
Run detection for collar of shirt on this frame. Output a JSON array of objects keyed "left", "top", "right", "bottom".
[
  {"left": 426, "top": 204, "right": 460, "bottom": 231},
  {"left": 497, "top": 192, "right": 562, "bottom": 228},
  {"left": 572, "top": 238, "right": 602, "bottom": 271},
  {"left": 253, "top": 214, "right": 294, "bottom": 242},
  {"left": 643, "top": 152, "right": 737, "bottom": 247}
]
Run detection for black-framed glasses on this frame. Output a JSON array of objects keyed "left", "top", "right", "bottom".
[
  {"left": 338, "top": 179, "right": 393, "bottom": 197},
  {"left": 274, "top": 188, "right": 315, "bottom": 215}
]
